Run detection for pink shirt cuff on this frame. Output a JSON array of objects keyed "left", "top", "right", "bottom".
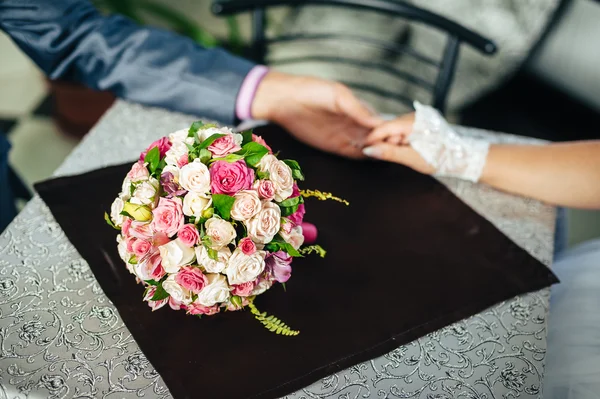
[{"left": 235, "top": 65, "right": 270, "bottom": 121}]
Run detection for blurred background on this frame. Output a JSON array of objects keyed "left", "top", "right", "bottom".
[{"left": 1, "top": 0, "right": 599, "bottom": 245}]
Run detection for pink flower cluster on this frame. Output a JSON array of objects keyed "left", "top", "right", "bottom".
[{"left": 109, "top": 124, "right": 312, "bottom": 317}]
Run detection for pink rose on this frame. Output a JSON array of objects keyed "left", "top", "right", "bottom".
[
  {"left": 187, "top": 302, "right": 220, "bottom": 316},
  {"left": 175, "top": 266, "right": 208, "bottom": 294},
  {"left": 127, "top": 161, "right": 150, "bottom": 181},
  {"left": 139, "top": 137, "right": 172, "bottom": 161},
  {"left": 122, "top": 218, "right": 132, "bottom": 236},
  {"left": 178, "top": 154, "right": 189, "bottom": 168},
  {"left": 129, "top": 221, "right": 154, "bottom": 240},
  {"left": 131, "top": 239, "right": 152, "bottom": 258},
  {"left": 178, "top": 224, "right": 199, "bottom": 247},
  {"left": 144, "top": 287, "right": 168, "bottom": 311},
  {"left": 144, "top": 252, "right": 166, "bottom": 281},
  {"left": 266, "top": 251, "right": 292, "bottom": 283},
  {"left": 208, "top": 134, "right": 242, "bottom": 157},
  {"left": 231, "top": 281, "right": 255, "bottom": 296},
  {"left": 287, "top": 203, "right": 305, "bottom": 226},
  {"left": 254, "top": 179, "right": 275, "bottom": 201},
  {"left": 151, "top": 197, "right": 184, "bottom": 237},
  {"left": 238, "top": 237, "right": 256, "bottom": 255},
  {"left": 210, "top": 160, "right": 254, "bottom": 195},
  {"left": 252, "top": 134, "right": 272, "bottom": 153},
  {"left": 152, "top": 232, "right": 171, "bottom": 247}
]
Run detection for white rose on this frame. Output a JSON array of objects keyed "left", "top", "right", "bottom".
[
  {"left": 111, "top": 197, "right": 125, "bottom": 226},
  {"left": 120, "top": 177, "right": 132, "bottom": 200},
  {"left": 130, "top": 177, "right": 159, "bottom": 206},
  {"left": 195, "top": 245, "right": 231, "bottom": 273},
  {"left": 205, "top": 218, "right": 236, "bottom": 249},
  {"left": 226, "top": 248, "right": 266, "bottom": 285},
  {"left": 250, "top": 278, "right": 273, "bottom": 296},
  {"left": 196, "top": 273, "right": 230, "bottom": 307},
  {"left": 179, "top": 159, "right": 211, "bottom": 194},
  {"left": 116, "top": 234, "right": 129, "bottom": 263},
  {"left": 230, "top": 190, "right": 262, "bottom": 221},
  {"left": 182, "top": 192, "right": 212, "bottom": 218},
  {"left": 258, "top": 155, "right": 294, "bottom": 201},
  {"left": 246, "top": 201, "right": 281, "bottom": 244},
  {"left": 168, "top": 128, "right": 189, "bottom": 143},
  {"left": 199, "top": 126, "right": 233, "bottom": 141},
  {"left": 232, "top": 133, "right": 243, "bottom": 146},
  {"left": 280, "top": 225, "right": 305, "bottom": 250},
  {"left": 162, "top": 274, "right": 192, "bottom": 304},
  {"left": 165, "top": 131, "right": 194, "bottom": 166},
  {"left": 158, "top": 239, "right": 196, "bottom": 274}
]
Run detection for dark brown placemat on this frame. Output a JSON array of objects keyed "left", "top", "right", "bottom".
[{"left": 35, "top": 125, "right": 558, "bottom": 399}]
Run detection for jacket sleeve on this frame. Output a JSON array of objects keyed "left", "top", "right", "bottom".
[{"left": 0, "top": 0, "right": 256, "bottom": 124}]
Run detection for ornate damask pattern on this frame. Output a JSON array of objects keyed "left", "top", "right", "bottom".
[{"left": 0, "top": 101, "right": 555, "bottom": 398}]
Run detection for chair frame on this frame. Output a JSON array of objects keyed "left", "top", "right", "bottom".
[{"left": 212, "top": 0, "right": 497, "bottom": 114}]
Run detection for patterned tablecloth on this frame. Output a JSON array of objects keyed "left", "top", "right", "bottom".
[{"left": 0, "top": 101, "right": 555, "bottom": 399}]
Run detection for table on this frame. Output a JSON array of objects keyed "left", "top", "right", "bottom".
[{"left": 0, "top": 101, "right": 556, "bottom": 399}]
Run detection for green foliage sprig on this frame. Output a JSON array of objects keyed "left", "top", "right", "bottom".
[{"left": 248, "top": 301, "right": 299, "bottom": 336}]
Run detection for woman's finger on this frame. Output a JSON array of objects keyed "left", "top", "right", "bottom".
[{"left": 362, "top": 143, "right": 435, "bottom": 175}]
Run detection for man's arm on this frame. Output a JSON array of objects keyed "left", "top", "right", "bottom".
[{"left": 0, "top": 0, "right": 255, "bottom": 124}]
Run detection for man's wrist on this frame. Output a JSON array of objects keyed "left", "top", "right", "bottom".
[{"left": 235, "top": 65, "right": 270, "bottom": 121}]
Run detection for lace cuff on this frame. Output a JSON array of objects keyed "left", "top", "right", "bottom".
[{"left": 409, "top": 102, "right": 489, "bottom": 182}]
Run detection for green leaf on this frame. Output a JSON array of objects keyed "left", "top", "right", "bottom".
[
  {"left": 199, "top": 148, "right": 212, "bottom": 164},
  {"left": 185, "top": 142, "right": 196, "bottom": 152},
  {"left": 151, "top": 284, "right": 170, "bottom": 301},
  {"left": 241, "top": 129, "right": 253, "bottom": 146},
  {"left": 283, "top": 159, "right": 304, "bottom": 181},
  {"left": 104, "top": 212, "right": 120, "bottom": 230},
  {"left": 207, "top": 247, "right": 219, "bottom": 261},
  {"left": 145, "top": 279, "right": 159, "bottom": 286},
  {"left": 128, "top": 255, "right": 138, "bottom": 265},
  {"left": 188, "top": 121, "right": 205, "bottom": 137},
  {"left": 281, "top": 242, "right": 302, "bottom": 257},
  {"left": 238, "top": 142, "right": 269, "bottom": 167},
  {"left": 212, "top": 194, "right": 236, "bottom": 220},
  {"left": 144, "top": 146, "right": 161, "bottom": 173},
  {"left": 210, "top": 154, "right": 245, "bottom": 163},
  {"left": 264, "top": 239, "right": 302, "bottom": 257},
  {"left": 256, "top": 170, "right": 269, "bottom": 180},
  {"left": 280, "top": 205, "right": 300, "bottom": 217},
  {"left": 300, "top": 245, "right": 327, "bottom": 258},
  {"left": 248, "top": 302, "right": 299, "bottom": 336},
  {"left": 278, "top": 196, "right": 301, "bottom": 208},
  {"left": 199, "top": 134, "right": 226, "bottom": 150}
]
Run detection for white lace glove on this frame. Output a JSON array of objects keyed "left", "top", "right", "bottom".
[{"left": 409, "top": 102, "right": 489, "bottom": 182}]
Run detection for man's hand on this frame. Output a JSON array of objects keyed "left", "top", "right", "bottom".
[{"left": 251, "top": 71, "right": 382, "bottom": 159}]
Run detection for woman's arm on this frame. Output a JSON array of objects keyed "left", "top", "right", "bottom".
[
  {"left": 363, "top": 105, "right": 600, "bottom": 209},
  {"left": 481, "top": 142, "right": 600, "bottom": 209}
]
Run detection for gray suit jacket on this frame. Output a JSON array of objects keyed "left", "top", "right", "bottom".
[{"left": 0, "top": 0, "right": 255, "bottom": 124}]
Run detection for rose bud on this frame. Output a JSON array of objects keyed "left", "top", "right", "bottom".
[{"left": 123, "top": 202, "right": 152, "bottom": 222}]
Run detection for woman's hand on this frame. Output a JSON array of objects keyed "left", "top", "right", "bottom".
[{"left": 362, "top": 113, "right": 435, "bottom": 175}]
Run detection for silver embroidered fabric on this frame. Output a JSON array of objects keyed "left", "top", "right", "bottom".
[
  {"left": 410, "top": 102, "right": 489, "bottom": 182},
  {"left": 0, "top": 101, "right": 555, "bottom": 399}
]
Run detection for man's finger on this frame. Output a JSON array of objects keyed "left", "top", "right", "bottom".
[
  {"left": 335, "top": 85, "right": 383, "bottom": 128},
  {"left": 365, "top": 115, "right": 415, "bottom": 145}
]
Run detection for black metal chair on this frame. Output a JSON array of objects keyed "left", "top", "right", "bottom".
[{"left": 212, "top": 0, "right": 497, "bottom": 114}]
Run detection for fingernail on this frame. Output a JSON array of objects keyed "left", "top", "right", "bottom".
[{"left": 362, "top": 146, "right": 381, "bottom": 158}]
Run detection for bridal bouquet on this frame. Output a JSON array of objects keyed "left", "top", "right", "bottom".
[{"left": 106, "top": 122, "right": 343, "bottom": 335}]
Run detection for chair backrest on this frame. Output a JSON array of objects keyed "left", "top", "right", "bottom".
[{"left": 212, "top": 0, "right": 497, "bottom": 114}]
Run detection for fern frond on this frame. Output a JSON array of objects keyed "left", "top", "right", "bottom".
[
  {"left": 248, "top": 302, "right": 299, "bottom": 336},
  {"left": 300, "top": 245, "right": 327, "bottom": 258},
  {"left": 299, "top": 189, "right": 349, "bottom": 206}
]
